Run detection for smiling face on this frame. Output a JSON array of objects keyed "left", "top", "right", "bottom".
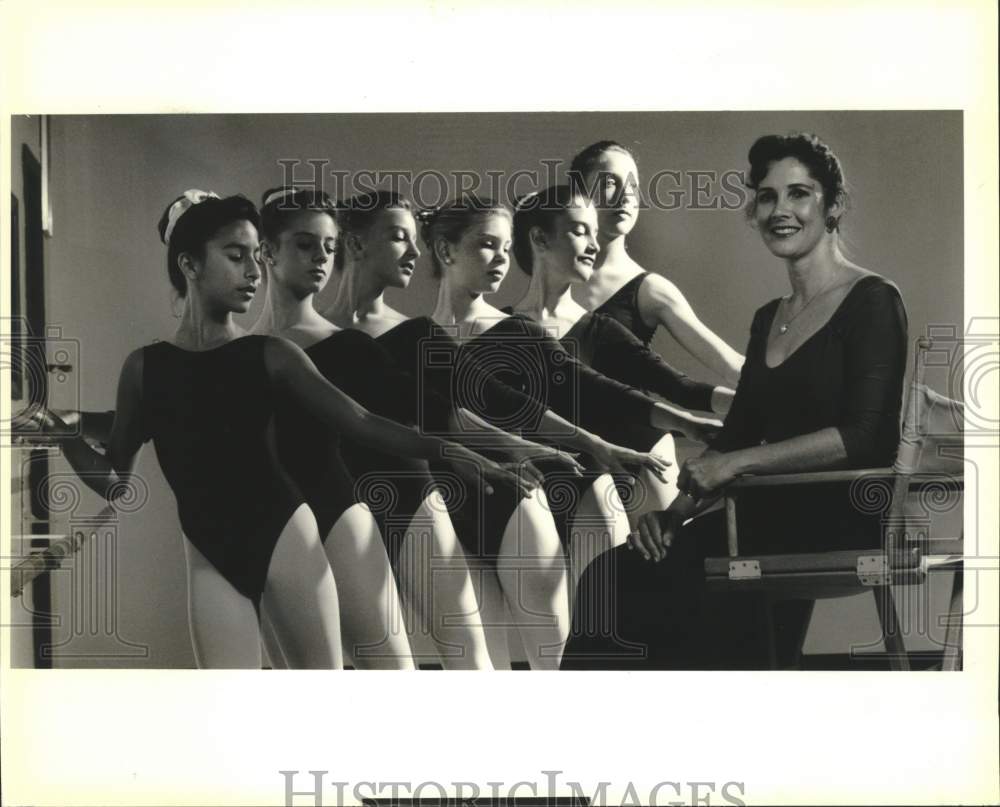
[
  {"left": 268, "top": 210, "right": 338, "bottom": 298},
  {"left": 753, "top": 157, "right": 838, "bottom": 260},
  {"left": 445, "top": 211, "right": 513, "bottom": 295},
  {"left": 358, "top": 207, "right": 420, "bottom": 289},
  {"left": 582, "top": 148, "right": 640, "bottom": 238},
  {"left": 185, "top": 220, "right": 262, "bottom": 314},
  {"left": 540, "top": 196, "right": 600, "bottom": 284}
]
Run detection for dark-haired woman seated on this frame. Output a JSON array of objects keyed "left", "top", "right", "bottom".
[{"left": 562, "top": 133, "right": 908, "bottom": 670}]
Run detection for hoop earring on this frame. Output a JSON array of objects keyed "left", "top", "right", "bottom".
[{"left": 825, "top": 215, "right": 839, "bottom": 233}]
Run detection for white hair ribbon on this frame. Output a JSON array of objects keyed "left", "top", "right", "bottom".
[
  {"left": 163, "top": 189, "right": 220, "bottom": 244},
  {"left": 515, "top": 190, "right": 540, "bottom": 211},
  {"left": 262, "top": 187, "right": 302, "bottom": 208}
]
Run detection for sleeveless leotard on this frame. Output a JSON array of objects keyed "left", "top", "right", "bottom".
[
  {"left": 141, "top": 336, "right": 304, "bottom": 612},
  {"left": 594, "top": 272, "right": 656, "bottom": 346}
]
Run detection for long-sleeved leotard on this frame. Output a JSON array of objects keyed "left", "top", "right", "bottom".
[
  {"left": 274, "top": 328, "right": 451, "bottom": 567},
  {"left": 560, "top": 310, "right": 714, "bottom": 451},
  {"left": 441, "top": 313, "right": 661, "bottom": 546},
  {"left": 563, "top": 274, "right": 909, "bottom": 669},
  {"left": 375, "top": 317, "right": 541, "bottom": 558}
]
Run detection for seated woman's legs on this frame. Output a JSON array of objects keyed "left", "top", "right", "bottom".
[{"left": 562, "top": 510, "right": 773, "bottom": 670}]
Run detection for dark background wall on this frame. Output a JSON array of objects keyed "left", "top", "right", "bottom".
[
  {"left": 48, "top": 112, "right": 963, "bottom": 379},
  {"left": 27, "top": 111, "right": 962, "bottom": 665}
]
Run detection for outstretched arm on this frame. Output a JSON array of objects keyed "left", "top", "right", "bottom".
[
  {"left": 647, "top": 400, "right": 722, "bottom": 443},
  {"left": 263, "top": 336, "right": 536, "bottom": 497},
  {"left": 400, "top": 318, "right": 668, "bottom": 479},
  {"left": 43, "top": 349, "right": 146, "bottom": 501},
  {"left": 17, "top": 409, "right": 116, "bottom": 445},
  {"left": 585, "top": 312, "right": 729, "bottom": 414},
  {"left": 639, "top": 273, "right": 744, "bottom": 386},
  {"left": 524, "top": 320, "right": 721, "bottom": 444},
  {"left": 448, "top": 408, "right": 585, "bottom": 475}
]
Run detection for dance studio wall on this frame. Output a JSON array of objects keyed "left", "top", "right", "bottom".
[{"left": 31, "top": 112, "right": 963, "bottom": 667}]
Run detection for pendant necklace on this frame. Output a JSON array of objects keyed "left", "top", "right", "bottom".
[{"left": 777, "top": 275, "right": 844, "bottom": 336}]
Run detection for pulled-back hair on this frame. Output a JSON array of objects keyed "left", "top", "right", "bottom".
[
  {"left": 511, "top": 185, "right": 584, "bottom": 275},
  {"left": 568, "top": 139, "right": 636, "bottom": 196},
  {"left": 157, "top": 194, "right": 260, "bottom": 297},
  {"left": 417, "top": 193, "right": 511, "bottom": 278},
  {"left": 335, "top": 190, "right": 412, "bottom": 271},
  {"left": 259, "top": 186, "right": 337, "bottom": 243},
  {"left": 745, "top": 133, "right": 849, "bottom": 219}
]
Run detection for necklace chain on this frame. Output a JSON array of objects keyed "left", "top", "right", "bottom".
[{"left": 777, "top": 276, "right": 845, "bottom": 335}]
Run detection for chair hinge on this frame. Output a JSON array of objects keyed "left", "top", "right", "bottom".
[
  {"left": 728, "top": 560, "right": 761, "bottom": 580},
  {"left": 857, "top": 554, "right": 890, "bottom": 585}
]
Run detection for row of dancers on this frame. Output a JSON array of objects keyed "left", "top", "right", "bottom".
[{"left": 29, "top": 132, "right": 909, "bottom": 670}]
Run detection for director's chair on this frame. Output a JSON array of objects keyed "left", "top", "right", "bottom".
[{"left": 704, "top": 338, "right": 965, "bottom": 670}]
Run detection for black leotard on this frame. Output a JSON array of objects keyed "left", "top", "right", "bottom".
[
  {"left": 375, "top": 317, "right": 546, "bottom": 559},
  {"left": 287, "top": 329, "right": 447, "bottom": 566},
  {"left": 566, "top": 312, "right": 714, "bottom": 410},
  {"left": 462, "top": 313, "right": 659, "bottom": 545},
  {"left": 141, "top": 336, "right": 304, "bottom": 612},
  {"left": 270, "top": 337, "right": 361, "bottom": 546},
  {"left": 563, "top": 275, "right": 909, "bottom": 669},
  {"left": 376, "top": 317, "right": 550, "bottom": 434},
  {"left": 475, "top": 313, "right": 655, "bottom": 434},
  {"left": 594, "top": 272, "right": 656, "bottom": 346},
  {"left": 709, "top": 276, "right": 906, "bottom": 465},
  {"left": 564, "top": 311, "right": 714, "bottom": 451}
]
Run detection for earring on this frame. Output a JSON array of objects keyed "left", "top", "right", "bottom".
[{"left": 825, "top": 216, "right": 839, "bottom": 233}]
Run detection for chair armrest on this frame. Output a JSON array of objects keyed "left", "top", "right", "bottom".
[
  {"left": 722, "top": 469, "right": 963, "bottom": 559},
  {"left": 721, "top": 470, "right": 891, "bottom": 557}
]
